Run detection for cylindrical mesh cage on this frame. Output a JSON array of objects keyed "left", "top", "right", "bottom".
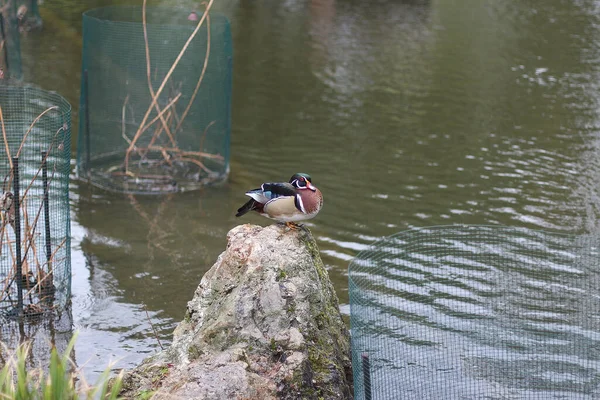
[
  {"left": 77, "top": 6, "right": 232, "bottom": 194},
  {"left": 349, "top": 225, "right": 600, "bottom": 399},
  {"left": 0, "top": 85, "right": 71, "bottom": 322}
]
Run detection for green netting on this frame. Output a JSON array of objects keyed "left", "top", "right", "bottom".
[
  {"left": 0, "top": 85, "right": 71, "bottom": 322},
  {"left": 77, "top": 6, "right": 232, "bottom": 194},
  {"left": 0, "top": 310, "right": 72, "bottom": 369},
  {"left": 349, "top": 225, "right": 600, "bottom": 399}
]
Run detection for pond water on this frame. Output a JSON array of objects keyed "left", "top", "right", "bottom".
[
  {"left": 11, "top": 0, "right": 600, "bottom": 387},
  {"left": 350, "top": 226, "right": 600, "bottom": 398}
]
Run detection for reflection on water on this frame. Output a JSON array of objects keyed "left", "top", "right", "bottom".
[
  {"left": 350, "top": 226, "right": 600, "bottom": 399},
  {"left": 11, "top": 0, "right": 600, "bottom": 384},
  {"left": 0, "top": 311, "right": 73, "bottom": 372},
  {"left": 66, "top": 175, "right": 236, "bottom": 373}
]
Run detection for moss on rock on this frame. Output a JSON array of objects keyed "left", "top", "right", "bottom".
[{"left": 119, "top": 224, "right": 353, "bottom": 399}]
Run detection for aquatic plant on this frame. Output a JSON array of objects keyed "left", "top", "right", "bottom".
[{"left": 0, "top": 332, "right": 123, "bottom": 399}]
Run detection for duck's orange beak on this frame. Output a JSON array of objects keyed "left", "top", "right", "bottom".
[{"left": 307, "top": 181, "right": 317, "bottom": 191}]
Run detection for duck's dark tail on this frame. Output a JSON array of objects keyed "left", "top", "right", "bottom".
[{"left": 236, "top": 199, "right": 259, "bottom": 217}]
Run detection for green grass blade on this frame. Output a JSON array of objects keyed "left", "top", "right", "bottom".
[
  {"left": 42, "top": 375, "right": 52, "bottom": 400},
  {"left": 50, "top": 345, "right": 71, "bottom": 400},
  {"left": 107, "top": 370, "right": 124, "bottom": 400},
  {"left": 0, "top": 358, "right": 13, "bottom": 399},
  {"left": 61, "top": 333, "right": 78, "bottom": 367},
  {"left": 91, "top": 369, "right": 109, "bottom": 399},
  {"left": 15, "top": 343, "right": 31, "bottom": 400},
  {"left": 0, "top": 331, "right": 123, "bottom": 400}
]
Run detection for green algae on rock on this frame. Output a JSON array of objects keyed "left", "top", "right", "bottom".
[{"left": 119, "top": 224, "right": 353, "bottom": 399}]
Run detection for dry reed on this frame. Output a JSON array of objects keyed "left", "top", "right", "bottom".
[{"left": 117, "top": 0, "right": 223, "bottom": 185}]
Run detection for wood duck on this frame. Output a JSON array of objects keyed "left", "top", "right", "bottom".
[{"left": 236, "top": 173, "right": 323, "bottom": 228}]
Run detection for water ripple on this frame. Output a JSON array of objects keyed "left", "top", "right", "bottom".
[{"left": 350, "top": 226, "right": 600, "bottom": 398}]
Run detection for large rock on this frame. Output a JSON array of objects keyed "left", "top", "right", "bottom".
[{"left": 120, "top": 224, "right": 353, "bottom": 399}]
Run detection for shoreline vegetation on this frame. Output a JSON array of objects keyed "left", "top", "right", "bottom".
[{"left": 0, "top": 332, "right": 124, "bottom": 400}]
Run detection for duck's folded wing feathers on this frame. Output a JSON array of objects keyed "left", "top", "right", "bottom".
[{"left": 246, "top": 182, "right": 296, "bottom": 204}]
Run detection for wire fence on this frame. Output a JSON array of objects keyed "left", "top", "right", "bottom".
[
  {"left": 77, "top": 6, "right": 232, "bottom": 194},
  {"left": 0, "top": 85, "right": 71, "bottom": 323},
  {"left": 0, "top": 308, "right": 73, "bottom": 371},
  {"left": 349, "top": 225, "right": 600, "bottom": 399}
]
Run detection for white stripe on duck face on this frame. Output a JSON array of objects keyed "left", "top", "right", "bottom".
[
  {"left": 291, "top": 179, "right": 311, "bottom": 190},
  {"left": 295, "top": 193, "right": 307, "bottom": 213}
]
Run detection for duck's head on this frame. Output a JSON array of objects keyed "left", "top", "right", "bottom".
[{"left": 290, "top": 172, "right": 316, "bottom": 192}]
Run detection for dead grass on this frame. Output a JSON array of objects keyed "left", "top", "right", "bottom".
[{"left": 117, "top": 0, "right": 223, "bottom": 185}]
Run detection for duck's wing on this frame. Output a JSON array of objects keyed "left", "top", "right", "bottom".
[{"left": 245, "top": 182, "right": 296, "bottom": 204}]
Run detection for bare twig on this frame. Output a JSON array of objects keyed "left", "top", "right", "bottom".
[
  {"left": 20, "top": 138, "right": 58, "bottom": 200},
  {"left": 1, "top": 106, "right": 60, "bottom": 195},
  {"left": 141, "top": 146, "right": 223, "bottom": 160},
  {"left": 22, "top": 197, "right": 42, "bottom": 273},
  {"left": 22, "top": 197, "right": 31, "bottom": 276},
  {"left": 199, "top": 120, "right": 216, "bottom": 153},
  {"left": 2, "top": 233, "right": 64, "bottom": 304},
  {"left": 121, "top": 94, "right": 131, "bottom": 145},
  {"left": 160, "top": 147, "right": 173, "bottom": 167},
  {"left": 142, "top": 0, "right": 176, "bottom": 148},
  {"left": 136, "top": 101, "right": 179, "bottom": 167},
  {"left": 139, "top": 92, "right": 182, "bottom": 134},
  {"left": 16, "top": 106, "right": 59, "bottom": 158},
  {"left": 0, "top": 124, "right": 62, "bottom": 304},
  {"left": 178, "top": 156, "right": 212, "bottom": 174},
  {"left": 175, "top": 13, "right": 211, "bottom": 134},
  {"left": 23, "top": 237, "right": 66, "bottom": 299},
  {"left": 146, "top": 109, "right": 174, "bottom": 153},
  {"left": 1, "top": 226, "right": 16, "bottom": 299},
  {"left": 142, "top": 303, "right": 164, "bottom": 350},
  {"left": 0, "top": 106, "right": 12, "bottom": 171},
  {"left": 125, "top": 0, "right": 215, "bottom": 172},
  {"left": 17, "top": 164, "right": 56, "bottom": 276},
  {"left": 112, "top": 171, "right": 173, "bottom": 181}
]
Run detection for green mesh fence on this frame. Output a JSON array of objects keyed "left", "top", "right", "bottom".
[
  {"left": 349, "top": 225, "right": 600, "bottom": 399},
  {"left": 0, "top": 310, "right": 72, "bottom": 370},
  {"left": 77, "top": 6, "right": 232, "bottom": 194},
  {"left": 0, "top": 85, "right": 71, "bottom": 322}
]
